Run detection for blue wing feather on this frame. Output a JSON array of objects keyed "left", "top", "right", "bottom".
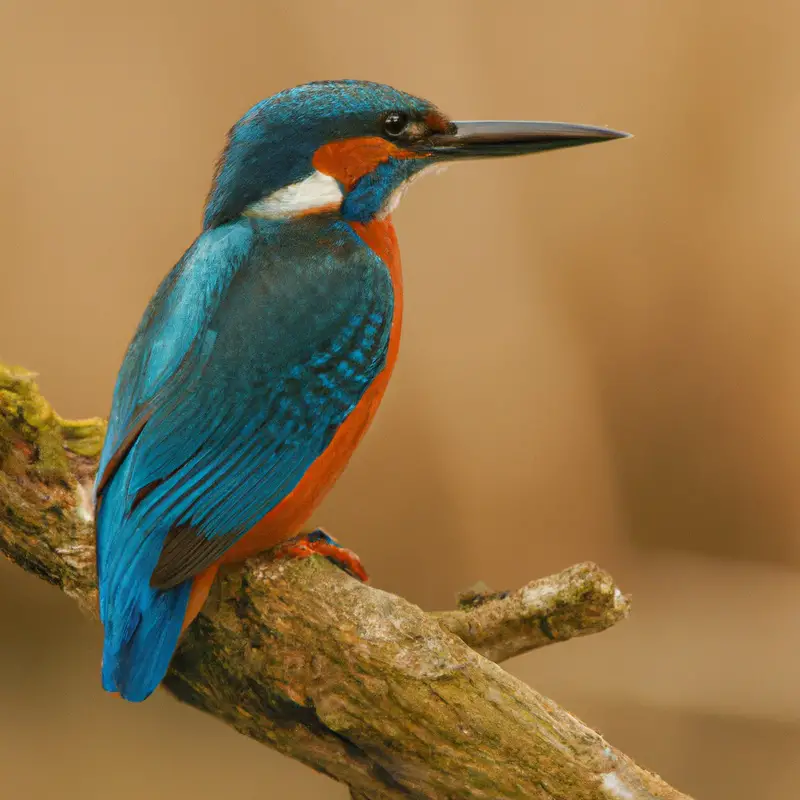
[
  {"left": 96, "top": 215, "right": 393, "bottom": 700},
  {"left": 96, "top": 223, "right": 253, "bottom": 495}
]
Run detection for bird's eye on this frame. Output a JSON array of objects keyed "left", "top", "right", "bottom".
[{"left": 383, "top": 111, "right": 409, "bottom": 138}]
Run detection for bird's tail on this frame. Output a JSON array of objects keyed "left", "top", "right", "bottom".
[
  {"left": 101, "top": 580, "right": 192, "bottom": 702},
  {"left": 96, "top": 448, "right": 193, "bottom": 702}
]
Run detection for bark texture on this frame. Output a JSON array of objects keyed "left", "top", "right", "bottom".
[{"left": 0, "top": 363, "right": 693, "bottom": 800}]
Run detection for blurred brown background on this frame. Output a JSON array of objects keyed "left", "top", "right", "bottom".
[{"left": 1, "top": 1, "right": 799, "bottom": 797}]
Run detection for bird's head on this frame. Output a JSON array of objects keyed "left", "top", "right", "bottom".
[{"left": 203, "top": 80, "right": 628, "bottom": 230}]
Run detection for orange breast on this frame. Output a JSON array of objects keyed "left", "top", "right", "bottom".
[{"left": 219, "top": 217, "right": 403, "bottom": 564}]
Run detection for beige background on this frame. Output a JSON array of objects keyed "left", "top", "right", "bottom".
[{"left": 2, "top": 1, "right": 799, "bottom": 798}]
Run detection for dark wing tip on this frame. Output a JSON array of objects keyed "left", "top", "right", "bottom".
[{"left": 150, "top": 526, "right": 240, "bottom": 589}]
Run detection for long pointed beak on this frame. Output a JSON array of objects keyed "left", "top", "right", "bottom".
[{"left": 418, "top": 120, "right": 630, "bottom": 159}]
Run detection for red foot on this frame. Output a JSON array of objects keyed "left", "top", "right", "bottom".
[{"left": 273, "top": 528, "right": 369, "bottom": 582}]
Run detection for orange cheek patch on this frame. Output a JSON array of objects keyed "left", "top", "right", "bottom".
[
  {"left": 312, "top": 137, "right": 428, "bottom": 190},
  {"left": 425, "top": 110, "right": 451, "bottom": 134}
]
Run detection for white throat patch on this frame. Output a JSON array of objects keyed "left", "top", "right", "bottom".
[
  {"left": 377, "top": 163, "right": 449, "bottom": 219},
  {"left": 244, "top": 170, "right": 343, "bottom": 219}
]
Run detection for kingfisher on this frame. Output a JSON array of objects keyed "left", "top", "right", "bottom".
[{"left": 94, "top": 79, "right": 628, "bottom": 701}]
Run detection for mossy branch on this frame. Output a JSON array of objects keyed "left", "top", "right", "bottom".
[{"left": 0, "top": 363, "right": 693, "bottom": 800}]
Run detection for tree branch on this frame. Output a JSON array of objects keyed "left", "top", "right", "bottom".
[
  {"left": 435, "top": 563, "right": 631, "bottom": 663},
  {"left": 0, "top": 364, "right": 692, "bottom": 800}
]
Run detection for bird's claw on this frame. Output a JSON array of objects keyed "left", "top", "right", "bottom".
[{"left": 272, "top": 528, "right": 369, "bottom": 582}]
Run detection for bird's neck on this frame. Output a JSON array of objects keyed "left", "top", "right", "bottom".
[
  {"left": 240, "top": 166, "right": 417, "bottom": 225},
  {"left": 242, "top": 171, "right": 344, "bottom": 220},
  {"left": 240, "top": 137, "right": 431, "bottom": 225}
]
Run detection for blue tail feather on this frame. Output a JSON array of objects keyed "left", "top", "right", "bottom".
[
  {"left": 97, "top": 440, "right": 194, "bottom": 702},
  {"left": 101, "top": 581, "right": 192, "bottom": 701}
]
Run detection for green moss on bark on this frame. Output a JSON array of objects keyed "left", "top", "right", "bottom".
[{"left": 0, "top": 364, "right": 105, "bottom": 480}]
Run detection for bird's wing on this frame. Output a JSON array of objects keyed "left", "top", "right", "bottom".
[
  {"left": 95, "top": 223, "right": 254, "bottom": 501},
  {"left": 96, "top": 217, "right": 393, "bottom": 607}
]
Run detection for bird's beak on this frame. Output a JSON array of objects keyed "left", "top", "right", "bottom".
[{"left": 417, "top": 120, "right": 630, "bottom": 159}]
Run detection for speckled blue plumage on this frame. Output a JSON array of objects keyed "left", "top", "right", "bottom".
[{"left": 96, "top": 214, "right": 393, "bottom": 700}]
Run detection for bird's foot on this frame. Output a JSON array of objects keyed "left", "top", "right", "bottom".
[{"left": 273, "top": 528, "right": 369, "bottom": 582}]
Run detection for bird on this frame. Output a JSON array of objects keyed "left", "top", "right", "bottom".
[{"left": 94, "top": 79, "right": 628, "bottom": 702}]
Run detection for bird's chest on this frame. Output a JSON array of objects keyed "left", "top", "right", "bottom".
[
  {"left": 309, "top": 216, "right": 403, "bottom": 471},
  {"left": 349, "top": 216, "right": 403, "bottom": 365},
  {"left": 222, "top": 217, "right": 402, "bottom": 560}
]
